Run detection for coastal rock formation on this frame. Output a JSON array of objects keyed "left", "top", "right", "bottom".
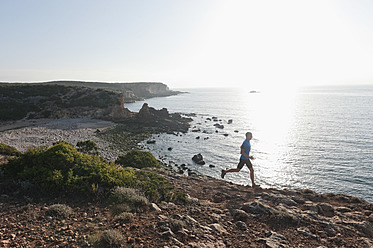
[
  {"left": 0, "top": 82, "right": 180, "bottom": 121},
  {"left": 132, "top": 103, "right": 192, "bottom": 133}
]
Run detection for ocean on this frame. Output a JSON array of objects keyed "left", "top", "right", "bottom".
[{"left": 125, "top": 85, "right": 373, "bottom": 203}]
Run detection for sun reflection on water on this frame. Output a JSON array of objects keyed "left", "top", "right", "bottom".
[{"left": 243, "top": 90, "right": 298, "bottom": 188}]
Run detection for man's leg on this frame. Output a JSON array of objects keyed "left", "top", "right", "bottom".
[
  {"left": 221, "top": 168, "right": 241, "bottom": 178},
  {"left": 221, "top": 160, "right": 244, "bottom": 178},
  {"left": 249, "top": 167, "right": 255, "bottom": 186}
]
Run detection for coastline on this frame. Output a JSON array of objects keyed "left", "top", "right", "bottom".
[{"left": 1, "top": 118, "right": 373, "bottom": 247}]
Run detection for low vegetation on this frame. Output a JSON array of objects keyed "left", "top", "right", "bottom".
[
  {"left": 0, "top": 143, "right": 21, "bottom": 156},
  {"left": 96, "top": 229, "right": 126, "bottom": 248},
  {"left": 45, "top": 204, "right": 74, "bottom": 218},
  {"left": 0, "top": 140, "right": 186, "bottom": 204},
  {"left": 116, "top": 150, "right": 160, "bottom": 169}
]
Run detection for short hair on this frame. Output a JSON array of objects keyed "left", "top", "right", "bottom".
[{"left": 246, "top": 132, "right": 252, "bottom": 137}]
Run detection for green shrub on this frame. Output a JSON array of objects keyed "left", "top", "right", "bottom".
[
  {"left": 97, "top": 229, "right": 126, "bottom": 248},
  {"left": 46, "top": 204, "right": 73, "bottom": 218},
  {"left": 76, "top": 140, "right": 99, "bottom": 155},
  {"left": 2, "top": 142, "right": 137, "bottom": 194},
  {"left": 109, "top": 187, "right": 149, "bottom": 212},
  {"left": 1, "top": 141, "right": 185, "bottom": 204},
  {"left": 135, "top": 170, "right": 187, "bottom": 204},
  {"left": 0, "top": 143, "right": 21, "bottom": 156},
  {"left": 115, "top": 150, "right": 159, "bottom": 169}
]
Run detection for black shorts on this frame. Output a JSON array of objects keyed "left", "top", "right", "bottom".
[{"left": 237, "top": 158, "right": 252, "bottom": 170}]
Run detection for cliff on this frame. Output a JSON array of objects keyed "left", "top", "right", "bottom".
[
  {"left": 43, "top": 81, "right": 180, "bottom": 102},
  {"left": 0, "top": 82, "right": 181, "bottom": 121}
]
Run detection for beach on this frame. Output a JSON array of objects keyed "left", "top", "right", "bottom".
[{"left": 0, "top": 118, "right": 120, "bottom": 162}]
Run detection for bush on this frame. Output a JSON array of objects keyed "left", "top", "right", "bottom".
[
  {"left": 97, "top": 229, "right": 126, "bottom": 248},
  {"left": 76, "top": 140, "right": 99, "bottom": 155},
  {"left": 1, "top": 141, "right": 186, "bottom": 204},
  {"left": 135, "top": 170, "right": 187, "bottom": 204},
  {"left": 0, "top": 143, "right": 21, "bottom": 156},
  {"left": 46, "top": 204, "right": 73, "bottom": 218},
  {"left": 110, "top": 204, "right": 132, "bottom": 217},
  {"left": 114, "top": 212, "right": 134, "bottom": 223},
  {"left": 109, "top": 187, "right": 149, "bottom": 212},
  {"left": 2, "top": 142, "right": 137, "bottom": 194},
  {"left": 115, "top": 150, "right": 159, "bottom": 169}
]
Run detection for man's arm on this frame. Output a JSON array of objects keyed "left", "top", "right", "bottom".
[{"left": 240, "top": 147, "right": 250, "bottom": 159}]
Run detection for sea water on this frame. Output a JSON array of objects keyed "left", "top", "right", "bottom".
[{"left": 125, "top": 85, "right": 373, "bottom": 203}]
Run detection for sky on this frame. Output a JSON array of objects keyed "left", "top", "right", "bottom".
[{"left": 1, "top": 0, "right": 373, "bottom": 90}]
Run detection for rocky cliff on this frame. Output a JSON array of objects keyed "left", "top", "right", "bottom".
[
  {"left": 43, "top": 81, "right": 180, "bottom": 102},
  {"left": 0, "top": 82, "right": 180, "bottom": 121}
]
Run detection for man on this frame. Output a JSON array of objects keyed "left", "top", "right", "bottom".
[{"left": 221, "top": 132, "right": 259, "bottom": 188}]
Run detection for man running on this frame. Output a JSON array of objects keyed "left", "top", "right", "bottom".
[{"left": 221, "top": 132, "right": 259, "bottom": 187}]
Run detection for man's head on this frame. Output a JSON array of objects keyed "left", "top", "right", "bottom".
[{"left": 245, "top": 132, "right": 252, "bottom": 140}]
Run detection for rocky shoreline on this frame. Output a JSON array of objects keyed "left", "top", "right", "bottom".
[{"left": 1, "top": 116, "right": 373, "bottom": 247}]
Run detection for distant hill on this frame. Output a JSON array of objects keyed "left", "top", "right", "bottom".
[
  {"left": 44, "top": 81, "right": 180, "bottom": 99},
  {"left": 0, "top": 81, "right": 180, "bottom": 121}
]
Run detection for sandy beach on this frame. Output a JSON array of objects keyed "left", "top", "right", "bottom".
[{"left": 0, "top": 118, "right": 120, "bottom": 161}]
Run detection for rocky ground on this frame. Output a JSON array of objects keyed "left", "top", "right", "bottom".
[
  {"left": 1, "top": 118, "right": 373, "bottom": 247},
  {"left": 0, "top": 169, "right": 372, "bottom": 248}
]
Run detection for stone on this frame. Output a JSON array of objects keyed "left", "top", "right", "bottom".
[
  {"left": 232, "top": 209, "right": 250, "bottom": 222},
  {"left": 260, "top": 231, "right": 288, "bottom": 248},
  {"left": 192, "top": 154, "right": 205, "bottom": 165},
  {"left": 209, "top": 223, "right": 227, "bottom": 234},
  {"left": 242, "top": 201, "right": 271, "bottom": 215},
  {"left": 160, "top": 228, "right": 175, "bottom": 239},
  {"left": 235, "top": 221, "right": 247, "bottom": 230},
  {"left": 369, "top": 214, "right": 373, "bottom": 222},
  {"left": 150, "top": 203, "right": 162, "bottom": 212},
  {"left": 317, "top": 203, "right": 335, "bottom": 217}
]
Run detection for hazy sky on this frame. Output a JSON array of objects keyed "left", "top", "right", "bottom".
[{"left": 1, "top": 0, "right": 373, "bottom": 89}]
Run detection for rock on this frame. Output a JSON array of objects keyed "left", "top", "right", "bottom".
[
  {"left": 235, "top": 221, "right": 247, "bottom": 230},
  {"left": 150, "top": 203, "right": 162, "bottom": 212},
  {"left": 232, "top": 209, "right": 250, "bottom": 222},
  {"left": 297, "top": 227, "right": 316, "bottom": 238},
  {"left": 336, "top": 206, "right": 352, "bottom": 213},
  {"left": 209, "top": 164, "right": 215, "bottom": 168},
  {"left": 192, "top": 154, "right": 205, "bottom": 165},
  {"left": 260, "top": 231, "right": 288, "bottom": 248},
  {"left": 242, "top": 201, "right": 271, "bottom": 215},
  {"left": 228, "top": 119, "right": 233, "bottom": 124},
  {"left": 168, "top": 147, "right": 173, "bottom": 151},
  {"left": 212, "top": 192, "right": 230, "bottom": 203},
  {"left": 317, "top": 203, "right": 335, "bottom": 217},
  {"left": 355, "top": 221, "right": 373, "bottom": 238},
  {"left": 147, "top": 140, "right": 156, "bottom": 144},
  {"left": 213, "top": 124, "right": 224, "bottom": 129},
  {"left": 160, "top": 228, "right": 175, "bottom": 239},
  {"left": 209, "top": 223, "right": 227, "bottom": 234},
  {"left": 187, "top": 241, "right": 226, "bottom": 248},
  {"left": 369, "top": 214, "right": 373, "bottom": 222}
]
